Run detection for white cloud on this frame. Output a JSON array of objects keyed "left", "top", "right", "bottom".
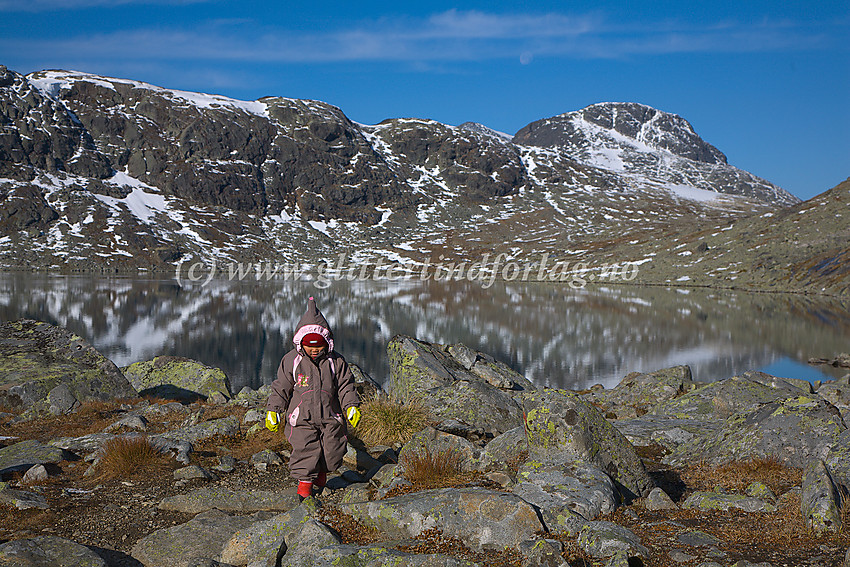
[{"left": 1, "top": 10, "right": 840, "bottom": 65}]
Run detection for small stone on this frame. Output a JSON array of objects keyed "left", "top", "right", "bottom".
[
  {"left": 21, "top": 464, "right": 48, "bottom": 484},
  {"left": 209, "top": 392, "right": 228, "bottom": 405},
  {"left": 746, "top": 481, "right": 776, "bottom": 501},
  {"left": 242, "top": 409, "right": 263, "bottom": 424},
  {"left": 485, "top": 470, "right": 515, "bottom": 488},
  {"left": 213, "top": 455, "right": 236, "bottom": 473},
  {"left": 677, "top": 530, "right": 721, "bottom": 547},
  {"left": 104, "top": 415, "right": 148, "bottom": 432},
  {"left": 669, "top": 550, "right": 696, "bottom": 562},
  {"left": 173, "top": 465, "right": 213, "bottom": 481},
  {"left": 644, "top": 487, "right": 677, "bottom": 511},
  {"left": 250, "top": 449, "right": 283, "bottom": 467}
]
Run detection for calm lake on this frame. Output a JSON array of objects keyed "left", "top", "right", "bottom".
[{"left": 1, "top": 273, "right": 848, "bottom": 393}]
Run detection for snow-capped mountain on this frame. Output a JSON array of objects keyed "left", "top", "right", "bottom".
[{"left": 0, "top": 65, "right": 803, "bottom": 277}]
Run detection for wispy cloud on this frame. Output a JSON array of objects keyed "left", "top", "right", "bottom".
[{"left": 1, "top": 10, "right": 841, "bottom": 67}]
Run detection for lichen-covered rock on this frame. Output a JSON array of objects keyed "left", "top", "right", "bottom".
[
  {"left": 663, "top": 395, "right": 846, "bottom": 468},
  {"left": 650, "top": 372, "right": 806, "bottom": 424},
  {"left": 478, "top": 426, "right": 528, "bottom": 472},
  {"left": 132, "top": 508, "right": 257, "bottom": 567},
  {"left": 160, "top": 486, "right": 300, "bottom": 514},
  {"left": 280, "top": 544, "right": 478, "bottom": 567},
  {"left": 424, "top": 379, "right": 524, "bottom": 435},
  {"left": 0, "top": 535, "right": 108, "bottom": 566},
  {"left": 682, "top": 491, "right": 776, "bottom": 513},
  {"left": 0, "top": 439, "right": 76, "bottom": 476},
  {"left": 521, "top": 389, "right": 653, "bottom": 500},
  {"left": 585, "top": 365, "right": 694, "bottom": 419},
  {"left": 801, "top": 460, "right": 843, "bottom": 534},
  {"left": 155, "top": 416, "right": 240, "bottom": 445},
  {"left": 339, "top": 487, "right": 544, "bottom": 552},
  {"left": 349, "top": 363, "right": 382, "bottom": 400},
  {"left": 577, "top": 521, "right": 649, "bottom": 559},
  {"left": 276, "top": 519, "right": 342, "bottom": 567},
  {"left": 0, "top": 483, "right": 49, "bottom": 510},
  {"left": 644, "top": 487, "right": 678, "bottom": 511},
  {"left": 123, "top": 356, "right": 232, "bottom": 401},
  {"left": 513, "top": 460, "right": 612, "bottom": 530},
  {"left": 397, "top": 427, "right": 481, "bottom": 473},
  {"left": 817, "top": 375, "right": 850, "bottom": 408},
  {"left": 516, "top": 538, "right": 569, "bottom": 567},
  {"left": 220, "top": 499, "right": 321, "bottom": 567},
  {"left": 613, "top": 415, "right": 714, "bottom": 452},
  {"left": 0, "top": 319, "right": 136, "bottom": 411},
  {"left": 386, "top": 336, "right": 473, "bottom": 400},
  {"left": 826, "top": 429, "right": 850, "bottom": 488}
]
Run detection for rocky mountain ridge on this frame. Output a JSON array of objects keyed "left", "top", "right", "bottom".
[{"left": 0, "top": 65, "right": 810, "bottom": 283}]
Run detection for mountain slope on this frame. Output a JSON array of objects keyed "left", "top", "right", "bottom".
[{"left": 1, "top": 64, "right": 823, "bottom": 293}]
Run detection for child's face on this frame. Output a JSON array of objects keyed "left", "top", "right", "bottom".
[{"left": 303, "top": 344, "right": 326, "bottom": 359}]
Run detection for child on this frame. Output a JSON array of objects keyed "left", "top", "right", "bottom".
[{"left": 265, "top": 297, "right": 361, "bottom": 501}]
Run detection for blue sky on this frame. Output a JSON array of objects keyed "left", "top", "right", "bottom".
[{"left": 1, "top": 0, "right": 848, "bottom": 200}]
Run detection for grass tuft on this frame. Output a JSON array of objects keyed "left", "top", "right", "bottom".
[
  {"left": 681, "top": 456, "right": 801, "bottom": 496},
  {"left": 400, "top": 446, "right": 469, "bottom": 490},
  {"left": 95, "top": 436, "right": 170, "bottom": 481},
  {"left": 353, "top": 394, "right": 429, "bottom": 447}
]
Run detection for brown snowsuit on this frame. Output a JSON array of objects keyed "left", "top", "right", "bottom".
[{"left": 266, "top": 297, "right": 359, "bottom": 482}]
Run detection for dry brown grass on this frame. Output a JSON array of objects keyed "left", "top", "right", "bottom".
[
  {"left": 353, "top": 395, "right": 429, "bottom": 447},
  {"left": 94, "top": 436, "right": 171, "bottom": 481},
  {"left": 680, "top": 456, "right": 802, "bottom": 496},
  {"left": 400, "top": 446, "right": 471, "bottom": 491},
  {"left": 2, "top": 399, "right": 139, "bottom": 442},
  {"left": 194, "top": 429, "right": 292, "bottom": 462}
]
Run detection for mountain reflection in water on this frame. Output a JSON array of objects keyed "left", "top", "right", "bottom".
[{"left": 1, "top": 273, "right": 848, "bottom": 393}]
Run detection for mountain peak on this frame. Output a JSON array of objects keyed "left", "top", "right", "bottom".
[{"left": 517, "top": 102, "right": 727, "bottom": 165}]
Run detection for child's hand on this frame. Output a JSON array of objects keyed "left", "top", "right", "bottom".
[
  {"left": 265, "top": 411, "right": 280, "bottom": 432},
  {"left": 346, "top": 406, "right": 361, "bottom": 428}
]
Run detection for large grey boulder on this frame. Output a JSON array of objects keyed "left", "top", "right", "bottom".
[
  {"left": 220, "top": 499, "right": 321, "bottom": 567},
  {"left": 577, "top": 521, "right": 649, "bottom": 559},
  {"left": 386, "top": 336, "right": 525, "bottom": 434},
  {"left": 387, "top": 336, "right": 474, "bottom": 399},
  {"left": 826, "top": 429, "right": 850, "bottom": 488},
  {"left": 585, "top": 365, "right": 694, "bottom": 419},
  {"left": 817, "top": 375, "right": 850, "bottom": 408},
  {"left": 649, "top": 372, "right": 806, "bottom": 424},
  {"left": 613, "top": 415, "right": 713, "bottom": 452},
  {"left": 663, "top": 395, "right": 846, "bottom": 468},
  {"left": 513, "top": 460, "right": 613, "bottom": 531},
  {"left": 154, "top": 415, "right": 240, "bottom": 445},
  {"left": 159, "top": 486, "right": 300, "bottom": 514},
  {"left": 131, "top": 508, "right": 257, "bottom": 567},
  {"left": 0, "top": 439, "right": 76, "bottom": 476},
  {"left": 521, "top": 389, "right": 653, "bottom": 500},
  {"left": 122, "top": 356, "right": 232, "bottom": 401},
  {"left": 448, "top": 343, "right": 535, "bottom": 391},
  {"left": 339, "top": 487, "right": 544, "bottom": 552},
  {"left": 0, "top": 535, "right": 107, "bottom": 567},
  {"left": 0, "top": 319, "right": 136, "bottom": 411},
  {"left": 682, "top": 492, "right": 775, "bottom": 513},
  {"left": 478, "top": 426, "right": 528, "bottom": 472},
  {"left": 801, "top": 460, "right": 843, "bottom": 534}
]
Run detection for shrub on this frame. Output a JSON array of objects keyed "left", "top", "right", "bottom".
[
  {"left": 400, "top": 446, "right": 469, "bottom": 490},
  {"left": 354, "top": 395, "right": 429, "bottom": 447},
  {"left": 95, "top": 436, "right": 169, "bottom": 480}
]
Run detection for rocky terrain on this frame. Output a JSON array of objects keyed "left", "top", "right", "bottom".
[
  {"left": 2, "top": 319, "right": 850, "bottom": 566},
  {"left": 6, "top": 64, "right": 845, "bottom": 296}
]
